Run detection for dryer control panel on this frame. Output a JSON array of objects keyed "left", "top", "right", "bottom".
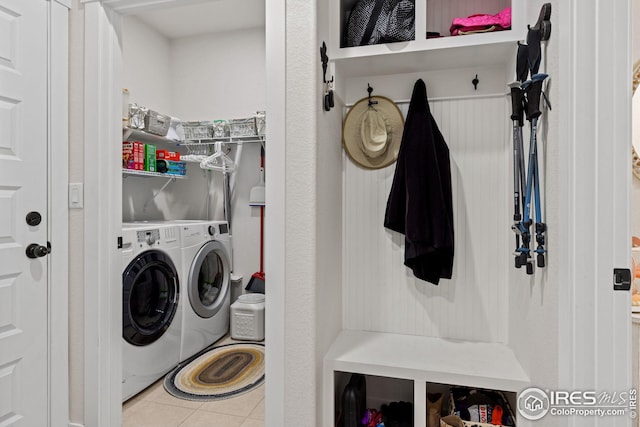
[
  {"left": 208, "top": 223, "right": 229, "bottom": 237},
  {"left": 137, "top": 229, "right": 160, "bottom": 247}
]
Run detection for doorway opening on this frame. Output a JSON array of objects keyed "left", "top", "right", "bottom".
[{"left": 119, "top": 1, "right": 267, "bottom": 425}]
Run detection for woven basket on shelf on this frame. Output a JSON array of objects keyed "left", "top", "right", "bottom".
[{"left": 182, "top": 121, "right": 213, "bottom": 140}]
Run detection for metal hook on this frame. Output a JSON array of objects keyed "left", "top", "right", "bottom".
[
  {"left": 367, "top": 83, "right": 377, "bottom": 107},
  {"left": 320, "top": 41, "right": 334, "bottom": 111},
  {"left": 320, "top": 41, "right": 332, "bottom": 83},
  {"left": 472, "top": 74, "right": 479, "bottom": 90}
]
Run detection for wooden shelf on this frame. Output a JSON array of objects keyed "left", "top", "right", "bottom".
[
  {"left": 331, "top": 0, "right": 526, "bottom": 78},
  {"left": 325, "top": 330, "right": 529, "bottom": 392},
  {"left": 334, "top": 34, "right": 522, "bottom": 79}
]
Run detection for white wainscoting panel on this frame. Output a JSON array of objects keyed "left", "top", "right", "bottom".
[{"left": 342, "top": 96, "right": 510, "bottom": 343}]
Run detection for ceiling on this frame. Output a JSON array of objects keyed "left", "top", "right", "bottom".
[{"left": 133, "top": 0, "right": 265, "bottom": 39}]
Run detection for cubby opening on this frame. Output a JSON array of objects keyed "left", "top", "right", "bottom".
[
  {"left": 339, "top": 0, "right": 416, "bottom": 48},
  {"left": 426, "top": 0, "right": 512, "bottom": 40},
  {"left": 426, "top": 382, "right": 518, "bottom": 427},
  {"left": 334, "top": 371, "right": 414, "bottom": 426},
  {"left": 337, "top": 0, "right": 513, "bottom": 50}
]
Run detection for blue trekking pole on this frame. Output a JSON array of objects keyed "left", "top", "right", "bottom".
[
  {"left": 517, "top": 73, "right": 548, "bottom": 274},
  {"left": 509, "top": 81, "right": 526, "bottom": 268},
  {"left": 512, "top": 3, "right": 551, "bottom": 274},
  {"left": 526, "top": 73, "right": 548, "bottom": 268}
]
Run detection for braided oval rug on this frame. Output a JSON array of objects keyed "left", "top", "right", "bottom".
[{"left": 164, "top": 342, "right": 265, "bottom": 401}]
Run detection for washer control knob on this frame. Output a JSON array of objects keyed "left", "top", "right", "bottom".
[
  {"left": 145, "top": 233, "right": 156, "bottom": 246},
  {"left": 208, "top": 225, "right": 216, "bottom": 236}
]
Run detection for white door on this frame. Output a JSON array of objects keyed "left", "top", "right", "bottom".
[{"left": 0, "top": 0, "right": 49, "bottom": 425}]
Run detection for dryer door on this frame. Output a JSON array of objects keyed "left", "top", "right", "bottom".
[
  {"left": 123, "top": 250, "right": 180, "bottom": 346},
  {"left": 188, "top": 240, "right": 230, "bottom": 318}
]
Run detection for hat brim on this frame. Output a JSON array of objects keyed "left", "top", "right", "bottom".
[{"left": 342, "top": 96, "right": 404, "bottom": 169}]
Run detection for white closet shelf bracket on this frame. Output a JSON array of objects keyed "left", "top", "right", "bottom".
[{"left": 142, "top": 176, "right": 177, "bottom": 212}]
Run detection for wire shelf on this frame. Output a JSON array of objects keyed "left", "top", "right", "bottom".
[
  {"left": 122, "top": 169, "right": 187, "bottom": 179},
  {"left": 178, "top": 135, "right": 265, "bottom": 146},
  {"left": 123, "top": 127, "right": 265, "bottom": 146}
]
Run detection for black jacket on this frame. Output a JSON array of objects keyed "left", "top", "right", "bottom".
[{"left": 384, "top": 79, "right": 454, "bottom": 285}]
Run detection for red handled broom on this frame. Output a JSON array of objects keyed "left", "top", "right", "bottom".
[{"left": 246, "top": 146, "right": 265, "bottom": 293}]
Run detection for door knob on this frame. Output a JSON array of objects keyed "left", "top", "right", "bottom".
[{"left": 26, "top": 243, "right": 50, "bottom": 259}]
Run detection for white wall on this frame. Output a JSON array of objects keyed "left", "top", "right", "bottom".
[
  {"left": 632, "top": 0, "right": 640, "bottom": 238},
  {"left": 341, "top": 67, "right": 511, "bottom": 343},
  {"left": 316, "top": 0, "right": 344, "bottom": 424},
  {"left": 170, "top": 28, "right": 265, "bottom": 120},
  {"left": 634, "top": 0, "right": 640, "bottom": 64},
  {"left": 280, "top": 1, "right": 321, "bottom": 425},
  {"left": 170, "top": 28, "right": 266, "bottom": 287},
  {"left": 120, "top": 21, "right": 266, "bottom": 288},
  {"left": 68, "top": 0, "right": 85, "bottom": 423},
  {"left": 122, "top": 16, "right": 172, "bottom": 114},
  {"left": 343, "top": 93, "right": 510, "bottom": 342}
]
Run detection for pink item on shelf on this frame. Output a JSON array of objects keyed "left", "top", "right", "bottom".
[{"left": 450, "top": 7, "right": 511, "bottom": 36}]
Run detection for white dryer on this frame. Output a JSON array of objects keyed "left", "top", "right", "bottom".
[
  {"left": 121, "top": 223, "right": 182, "bottom": 401},
  {"left": 178, "top": 220, "right": 232, "bottom": 362}
]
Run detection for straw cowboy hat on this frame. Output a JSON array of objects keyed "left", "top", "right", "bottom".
[{"left": 342, "top": 95, "right": 404, "bottom": 169}]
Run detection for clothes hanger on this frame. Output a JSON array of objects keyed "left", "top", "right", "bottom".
[{"left": 199, "top": 141, "right": 236, "bottom": 173}]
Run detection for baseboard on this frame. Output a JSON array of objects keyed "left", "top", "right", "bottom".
[{"left": 69, "top": 423, "right": 84, "bottom": 427}]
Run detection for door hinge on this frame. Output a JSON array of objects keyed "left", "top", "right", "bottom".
[
  {"left": 117, "top": 236, "right": 123, "bottom": 249},
  {"left": 613, "top": 268, "right": 631, "bottom": 291}
]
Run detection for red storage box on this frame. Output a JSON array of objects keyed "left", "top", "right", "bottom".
[
  {"left": 122, "top": 142, "right": 134, "bottom": 169},
  {"left": 132, "top": 141, "right": 144, "bottom": 170},
  {"left": 156, "top": 149, "right": 181, "bottom": 161}
]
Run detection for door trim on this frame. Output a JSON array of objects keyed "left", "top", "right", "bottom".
[
  {"left": 82, "top": 3, "right": 123, "bottom": 426},
  {"left": 49, "top": 1, "right": 70, "bottom": 426},
  {"left": 557, "top": 1, "right": 632, "bottom": 425}
]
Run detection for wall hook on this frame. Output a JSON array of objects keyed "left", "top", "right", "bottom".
[
  {"left": 320, "top": 41, "right": 334, "bottom": 111},
  {"left": 367, "top": 83, "right": 378, "bottom": 107},
  {"left": 320, "top": 41, "right": 329, "bottom": 83},
  {"left": 472, "top": 74, "right": 479, "bottom": 90}
]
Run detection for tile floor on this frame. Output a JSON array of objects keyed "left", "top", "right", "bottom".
[{"left": 122, "top": 337, "right": 264, "bottom": 427}]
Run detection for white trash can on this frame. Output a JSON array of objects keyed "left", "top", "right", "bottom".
[{"left": 230, "top": 293, "right": 265, "bottom": 341}]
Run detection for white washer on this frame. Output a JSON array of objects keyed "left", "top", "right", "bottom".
[
  {"left": 177, "top": 220, "right": 232, "bottom": 362},
  {"left": 121, "top": 223, "right": 182, "bottom": 401}
]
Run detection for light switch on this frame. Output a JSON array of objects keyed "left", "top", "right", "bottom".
[{"left": 69, "top": 183, "right": 83, "bottom": 209}]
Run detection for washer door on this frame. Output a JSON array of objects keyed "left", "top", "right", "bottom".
[
  {"left": 188, "top": 240, "right": 230, "bottom": 318},
  {"left": 123, "top": 250, "right": 180, "bottom": 346}
]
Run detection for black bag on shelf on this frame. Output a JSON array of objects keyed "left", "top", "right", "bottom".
[
  {"left": 343, "top": 0, "right": 415, "bottom": 47},
  {"left": 338, "top": 373, "right": 367, "bottom": 427},
  {"left": 381, "top": 401, "right": 413, "bottom": 427}
]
